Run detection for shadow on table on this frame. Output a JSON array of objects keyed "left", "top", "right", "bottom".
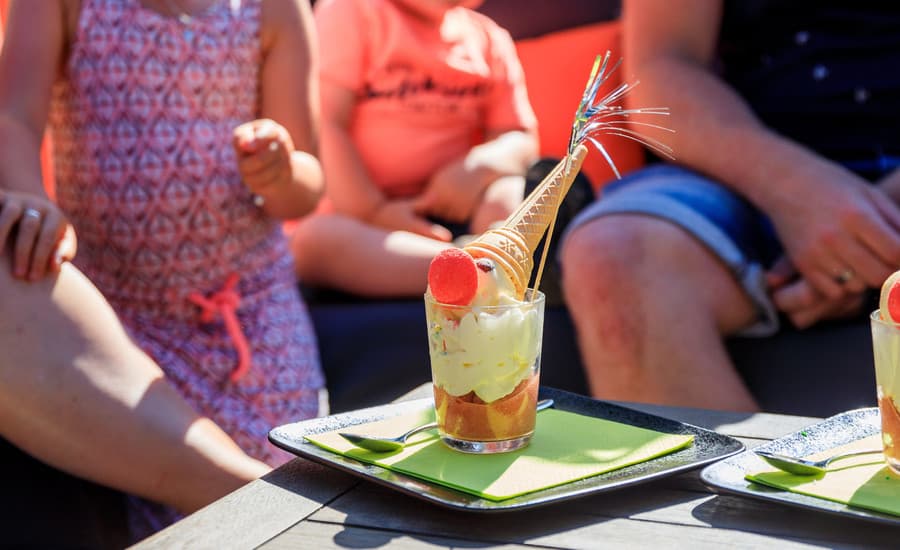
[
  {"left": 323, "top": 473, "right": 898, "bottom": 547},
  {"left": 690, "top": 492, "right": 898, "bottom": 546},
  {"left": 326, "top": 491, "right": 610, "bottom": 548},
  {"left": 316, "top": 476, "right": 700, "bottom": 548}
]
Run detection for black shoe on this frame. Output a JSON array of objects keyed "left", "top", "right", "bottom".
[{"left": 524, "top": 157, "right": 595, "bottom": 308}]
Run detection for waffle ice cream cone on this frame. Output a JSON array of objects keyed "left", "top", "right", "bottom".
[{"left": 464, "top": 144, "right": 588, "bottom": 299}]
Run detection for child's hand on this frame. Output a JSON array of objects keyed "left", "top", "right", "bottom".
[
  {"left": 372, "top": 199, "right": 453, "bottom": 242},
  {"left": 233, "top": 119, "right": 295, "bottom": 199},
  {"left": 414, "top": 159, "right": 485, "bottom": 223},
  {"left": 0, "top": 190, "right": 75, "bottom": 281}
]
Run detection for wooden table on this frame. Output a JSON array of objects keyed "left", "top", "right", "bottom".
[{"left": 135, "top": 386, "right": 899, "bottom": 549}]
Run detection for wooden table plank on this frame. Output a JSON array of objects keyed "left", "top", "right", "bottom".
[
  {"left": 134, "top": 460, "right": 358, "bottom": 550},
  {"left": 260, "top": 521, "right": 531, "bottom": 550},
  {"left": 272, "top": 511, "right": 834, "bottom": 550},
  {"left": 304, "top": 476, "right": 898, "bottom": 548}
]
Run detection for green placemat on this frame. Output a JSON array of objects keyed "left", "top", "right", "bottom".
[
  {"left": 305, "top": 408, "right": 693, "bottom": 500},
  {"left": 746, "top": 435, "right": 900, "bottom": 517}
]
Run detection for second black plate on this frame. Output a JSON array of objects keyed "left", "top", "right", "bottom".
[{"left": 701, "top": 407, "right": 900, "bottom": 527}]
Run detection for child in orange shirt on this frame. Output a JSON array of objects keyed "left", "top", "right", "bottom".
[{"left": 291, "top": 0, "right": 538, "bottom": 297}]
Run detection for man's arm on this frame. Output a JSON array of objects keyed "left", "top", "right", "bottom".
[
  {"left": 623, "top": 0, "right": 900, "bottom": 299},
  {"left": 879, "top": 169, "right": 900, "bottom": 203},
  {"left": 0, "top": 259, "right": 270, "bottom": 514}
]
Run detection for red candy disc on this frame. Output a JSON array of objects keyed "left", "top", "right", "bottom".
[
  {"left": 881, "top": 271, "right": 900, "bottom": 322},
  {"left": 427, "top": 248, "right": 478, "bottom": 306}
]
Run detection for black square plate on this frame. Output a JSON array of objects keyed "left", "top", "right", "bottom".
[{"left": 269, "top": 387, "right": 744, "bottom": 512}]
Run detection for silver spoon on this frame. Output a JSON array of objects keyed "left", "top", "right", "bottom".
[
  {"left": 754, "top": 448, "right": 883, "bottom": 476},
  {"left": 339, "top": 398, "right": 555, "bottom": 452}
]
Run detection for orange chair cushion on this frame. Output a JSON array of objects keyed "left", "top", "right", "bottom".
[
  {"left": 0, "top": 5, "right": 55, "bottom": 199},
  {"left": 515, "top": 21, "right": 644, "bottom": 190}
]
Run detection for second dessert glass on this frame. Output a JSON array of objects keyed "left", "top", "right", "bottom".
[{"left": 870, "top": 309, "right": 900, "bottom": 475}]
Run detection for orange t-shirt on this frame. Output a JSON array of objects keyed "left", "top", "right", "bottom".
[{"left": 315, "top": 0, "right": 537, "bottom": 198}]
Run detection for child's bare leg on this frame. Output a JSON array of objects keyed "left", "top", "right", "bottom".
[{"left": 291, "top": 214, "right": 453, "bottom": 297}]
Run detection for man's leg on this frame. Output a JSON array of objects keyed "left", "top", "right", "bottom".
[
  {"left": 558, "top": 165, "right": 785, "bottom": 412},
  {"left": 562, "top": 214, "right": 759, "bottom": 411},
  {"left": 0, "top": 259, "right": 269, "bottom": 513}
]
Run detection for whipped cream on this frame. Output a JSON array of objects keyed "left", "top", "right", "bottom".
[
  {"left": 426, "top": 298, "right": 542, "bottom": 403},
  {"left": 469, "top": 258, "right": 519, "bottom": 306}
]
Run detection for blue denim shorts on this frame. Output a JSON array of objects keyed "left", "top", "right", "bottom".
[{"left": 563, "top": 164, "right": 783, "bottom": 337}]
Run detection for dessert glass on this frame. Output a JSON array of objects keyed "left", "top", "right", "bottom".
[
  {"left": 424, "top": 290, "right": 545, "bottom": 453},
  {"left": 869, "top": 310, "right": 900, "bottom": 475}
]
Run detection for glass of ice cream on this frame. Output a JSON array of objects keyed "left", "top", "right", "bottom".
[
  {"left": 424, "top": 288, "right": 545, "bottom": 454},
  {"left": 870, "top": 310, "right": 900, "bottom": 475}
]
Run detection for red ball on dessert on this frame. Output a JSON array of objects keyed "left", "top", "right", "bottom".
[
  {"left": 427, "top": 248, "right": 478, "bottom": 306},
  {"left": 880, "top": 271, "right": 900, "bottom": 322}
]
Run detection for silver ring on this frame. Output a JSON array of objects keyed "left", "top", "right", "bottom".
[
  {"left": 22, "top": 208, "right": 42, "bottom": 221},
  {"left": 834, "top": 269, "right": 855, "bottom": 284}
]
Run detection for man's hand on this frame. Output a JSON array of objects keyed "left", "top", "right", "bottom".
[
  {"left": 767, "top": 168, "right": 900, "bottom": 300},
  {"left": 372, "top": 199, "right": 452, "bottom": 242},
  {"left": 767, "top": 256, "right": 867, "bottom": 329},
  {"left": 233, "top": 119, "right": 295, "bottom": 199},
  {"left": 0, "top": 190, "right": 74, "bottom": 281}
]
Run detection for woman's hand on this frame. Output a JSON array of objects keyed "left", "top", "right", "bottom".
[{"left": 0, "top": 190, "right": 74, "bottom": 281}]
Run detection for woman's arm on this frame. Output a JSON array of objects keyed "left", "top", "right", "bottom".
[{"left": 0, "top": 258, "right": 270, "bottom": 514}]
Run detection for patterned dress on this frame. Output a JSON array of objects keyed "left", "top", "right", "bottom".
[{"left": 48, "top": 0, "right": 325, "bottom": 537}]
